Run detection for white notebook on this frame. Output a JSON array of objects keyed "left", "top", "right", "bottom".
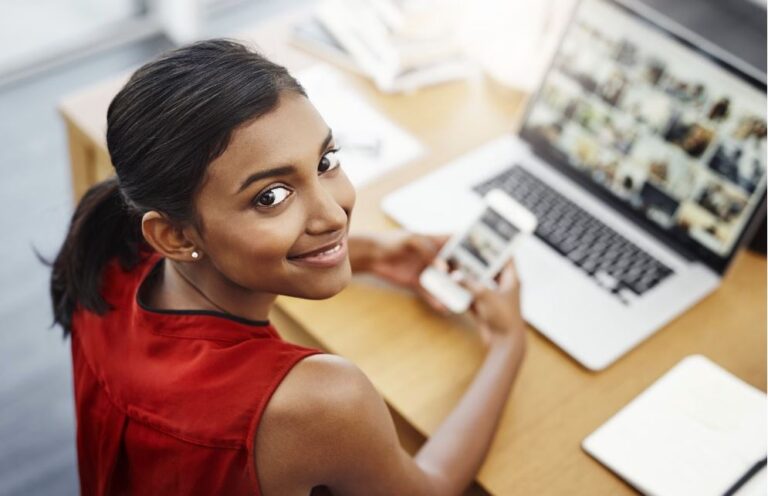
[{"left": 583, "top": 355, "right": 767, "bottom": 496}]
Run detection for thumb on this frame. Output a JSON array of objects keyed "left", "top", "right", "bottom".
[
  {"left": 461, "top": 273, "right": 486, "bottom": 297},
  {"left": 497, "top": 259, "right": 519, "bottom": 291},
  {"left": 433, "top": 257, "right": 450, "bottom": 273},
  {"left": 429, "top": 234, "right": 451, "bottom": 249}
]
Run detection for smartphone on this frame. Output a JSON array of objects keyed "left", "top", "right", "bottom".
[{"left": 419, "top": 189, "right": 537, "bottom": 313}]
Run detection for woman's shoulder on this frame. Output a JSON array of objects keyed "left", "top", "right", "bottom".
[
  {"left": 254, "top": 354, "right": 386, "bottom": 488},
  {"left": 261, "top": 354, "right": 373, "bottom": 428},
  {"left": 254, "top": 354, "right": 434, "bottom": 495}
]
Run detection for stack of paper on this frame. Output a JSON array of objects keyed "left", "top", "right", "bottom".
[
  {"left": 583, "top": 355, "right": 767, "bottom": 495},
  {"left": 296, "top": 0, "right": 472, "bottom": 93}
]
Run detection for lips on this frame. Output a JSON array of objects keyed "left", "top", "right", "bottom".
[
  {"left": 287, "top": 237, "right": 348, "bottom": 268},
  {"left": 288, "top": 237, "right": 344, "bottom": 258}
]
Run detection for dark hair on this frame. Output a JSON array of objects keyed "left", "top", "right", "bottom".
[{"left": 50, "top": 39, "right": 305, "bottom": 335}]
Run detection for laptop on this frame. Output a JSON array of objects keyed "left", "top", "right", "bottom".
[{"left": 382, "top": 0, "right": 767, "bottom": 370}]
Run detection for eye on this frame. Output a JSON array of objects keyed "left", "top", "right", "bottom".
[
  {"left": 254, "top": 185, "right": 292, "bottom": 208},
  {"left": 318, "top": 149, "right": 341, "bottom": 174}
]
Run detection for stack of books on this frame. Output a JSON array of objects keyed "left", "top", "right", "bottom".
[{"left": 291, "top": 0, "right": 472, "bottom": 93}]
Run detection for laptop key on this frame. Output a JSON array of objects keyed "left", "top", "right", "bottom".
[{"left": 595, "top": 271, "right": 619, "bottom": 290}]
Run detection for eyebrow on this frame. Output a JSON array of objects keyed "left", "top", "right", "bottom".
[
  {"left": 237, "top": 165, "right": 296, "bottom": 194},
  {"left": 237, "top": 128, "right": 334, "bottom": 194}
]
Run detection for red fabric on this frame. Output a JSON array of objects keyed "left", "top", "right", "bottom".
[{"left": 71, "top": 253, "right": 320, "bottom": 495}]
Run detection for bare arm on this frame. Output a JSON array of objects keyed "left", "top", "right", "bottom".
[
  {"left": 255, "top": 262, "right": 526, "bottom": 496},
  {"left": 415, "top": 334, "right": 525, "bottom": 493},
  {"left": 415, "top": 261, "right": 527, "bottom": 494}
]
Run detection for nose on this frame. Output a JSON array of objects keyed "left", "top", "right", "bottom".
[{"left": 304, "top": 181, "right": 349, "bottom": 236}]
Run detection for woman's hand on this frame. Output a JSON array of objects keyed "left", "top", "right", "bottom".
[
  {"left": 461, "top": 260, "right": 527, "bottom": 349},
  {"left": 349, "top": 231, "right": 449, "bottom": 313}
]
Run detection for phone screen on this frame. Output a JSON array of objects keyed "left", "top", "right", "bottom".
[{"left": 445, "top": 207, "right": 520, "bottom": 280}]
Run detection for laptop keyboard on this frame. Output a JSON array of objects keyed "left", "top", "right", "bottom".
[{"left": 473, "top": 166, "right": 674, "bottom": 302}]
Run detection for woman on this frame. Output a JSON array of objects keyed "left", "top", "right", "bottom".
[{"left": 50, "top": 40, "right": 526, "bottom": 495}]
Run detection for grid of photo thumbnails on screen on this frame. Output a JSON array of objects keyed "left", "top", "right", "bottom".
[
  {"left": 524, "top": 0, "right": 767, "bottom": 257},
  {"left": 450, "top": 209, "right": 520, "bottom": 279}
]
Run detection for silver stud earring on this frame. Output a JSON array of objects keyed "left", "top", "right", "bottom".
[{"left": 191, "top": 251, "right": 200, "bottom": 260}]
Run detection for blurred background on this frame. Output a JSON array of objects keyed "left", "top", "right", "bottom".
[{"left": 0, "top": 0, "right": 764, "bottom": 494}]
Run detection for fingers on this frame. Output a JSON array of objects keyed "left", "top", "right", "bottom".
[
  {"left": 429, "top": 234, "right": 450, "bottom": 248},
  {"left": 430, "top": 270, "right": 486, "bottom": 318},
  {"left": 497, "top": 259, "right": 519, "bottom": 291},
  {"left": 407, "top": 233, "right": 450, "bottom": 265},
  {"left": 407, "top": 235, "right": 440, "bottom": 260},
  {"left": 461, "top": 274, "right": 493, "bottom": 316},
  {"left": 461, "top": 274, "right": 485, "bottom": 296},
  {"left": 432, "top": 257, "right": 450, "bottom": 275}
]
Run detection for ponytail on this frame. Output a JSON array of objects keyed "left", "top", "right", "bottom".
[{"left": 50, "top": 177, "right": 145, "bottom": 335}]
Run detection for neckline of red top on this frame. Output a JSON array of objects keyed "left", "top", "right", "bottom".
[{"left": 131, "top": 254, "right": 278, "bottom": 342}]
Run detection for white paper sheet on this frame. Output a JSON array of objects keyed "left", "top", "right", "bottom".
[
  {"left": 296, "top": 64, "right": 425, "bottom": 187},
  {"left": 583, "top": 355, "right": 767, "bottom": 496}
]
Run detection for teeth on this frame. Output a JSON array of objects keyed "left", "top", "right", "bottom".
[
  {"left": 318, "top": 244, "right": 341, "bottom": 256},
  {"left": 298, "top": 243, "right": 341, "bottom": 258}
]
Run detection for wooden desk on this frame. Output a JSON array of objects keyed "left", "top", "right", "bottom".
[{"left": 59, "top": 10, "right": 767, "bottom": 496}]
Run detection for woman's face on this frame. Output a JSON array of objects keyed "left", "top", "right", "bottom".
[{"left": 192, "top": 91, "right": 356, "bottom": 300}]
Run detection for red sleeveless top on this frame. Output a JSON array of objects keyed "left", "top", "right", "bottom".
[{"left": 70, "top": 253, "right": 321, "bottom": 495}]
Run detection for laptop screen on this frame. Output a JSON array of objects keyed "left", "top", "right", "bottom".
[{"left": 520, "top": 0, "right": 767, "bottom": 268}]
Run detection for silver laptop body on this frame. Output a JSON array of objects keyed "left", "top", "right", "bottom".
[{"left": 382, "top": 0, "right": 767, "bottom": 370}]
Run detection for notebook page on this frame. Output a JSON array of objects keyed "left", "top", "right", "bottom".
[{"left": 583, "top": 355, "right": 767, "bottom": 496}]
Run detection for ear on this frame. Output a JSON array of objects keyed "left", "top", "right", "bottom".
[{"left": 141, "top": 211, "right": 201, "bottom": 262}]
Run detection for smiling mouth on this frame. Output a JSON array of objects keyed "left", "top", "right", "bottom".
[
  {"left": 287, "top": 237, "right": 348, "bottom": 267},
  {"left": 289, "top": 243, "right": 342, "bottom": 259},
  {"left": 288, "top": 238, "right": 343, "bottom": 258}
]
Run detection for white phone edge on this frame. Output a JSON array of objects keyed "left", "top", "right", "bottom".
[
  {"left": 420, "top": 190, "right": 538, "bottom": 313},
  {"left": 419, "top": 266, "right": 473, "bottom": 313}
]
